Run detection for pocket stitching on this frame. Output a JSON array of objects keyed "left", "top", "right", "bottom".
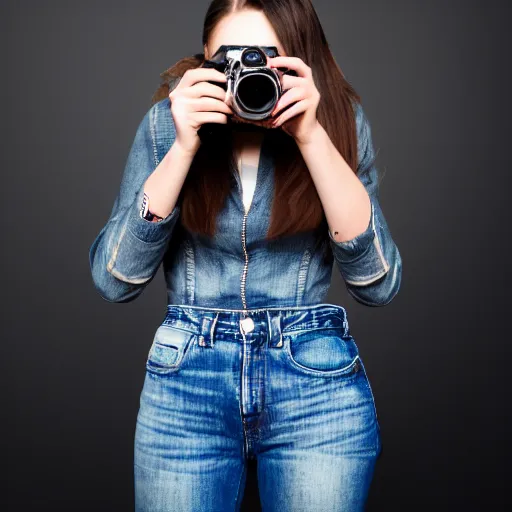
[
  {"left": 284, "top": 334, "right": 361, "bottom": 377},
  {"left": 146, "top": 330, "right": 195, "bottom": 375}
]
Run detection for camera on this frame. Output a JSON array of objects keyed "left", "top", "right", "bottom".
[{"left": 198, "top": 45, "right": 298, "bottom": 140}]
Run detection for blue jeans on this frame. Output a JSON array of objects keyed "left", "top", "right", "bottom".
[{"left": 134, "top": 303, "right": 382, "bottom": 511}]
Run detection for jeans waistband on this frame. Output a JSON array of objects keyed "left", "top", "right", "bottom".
[{"left": 162, "top": 302, "right": 349, "bottom": 347}]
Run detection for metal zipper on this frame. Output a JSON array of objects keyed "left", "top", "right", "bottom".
[
  {"left": 235, "top": 163, "right": 255, "bottom": 334},
  {"left": 240, "top": 204, "right": 255, "bottom": 334},
  {"left": 240, "top": 212, "right": 249, "bottom": 311},
  {"left": 238, "top": 171, "right": 254, "bottom": 449}
]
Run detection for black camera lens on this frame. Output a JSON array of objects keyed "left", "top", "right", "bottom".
[
  {"left": 236, "top": 73, "right": 277, "bottom": 113},
  {"left": 241, "top": 48, "right": 265, "bottom": 67}
]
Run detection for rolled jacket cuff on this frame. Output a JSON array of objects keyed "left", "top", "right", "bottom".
[{"left": 329, "top": 200, "right": 390, "bottom": 286}]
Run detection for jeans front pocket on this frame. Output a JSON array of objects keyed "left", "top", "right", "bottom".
[
  {"left": 283, "top": 327, "right": 361, "bottom": 378},
  {"left": 146, "top": 324, "right": 196, "bottom": 376}
]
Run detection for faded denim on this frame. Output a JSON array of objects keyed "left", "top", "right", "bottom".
[
  {"left": 88, "top": 97, "right": 402, "bottom": 308},
  {"left": 134, "top": 303, "right": 381, "bottom": 511}
]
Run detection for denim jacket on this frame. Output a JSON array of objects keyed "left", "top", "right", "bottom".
[{"left": 89, "top": 97, "right": 402, "bottom": 308}]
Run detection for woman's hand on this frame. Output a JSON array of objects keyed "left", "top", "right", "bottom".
[
  {"left": 169, "top": 68, "right": 234, "bottom": 156},
  {"left": 267, "top": 56, "right": 322, "bottom": 145}
]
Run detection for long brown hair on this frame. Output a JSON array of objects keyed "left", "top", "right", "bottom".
[{"left": 151, "top": 0, "right": 361, "bottom": 240}]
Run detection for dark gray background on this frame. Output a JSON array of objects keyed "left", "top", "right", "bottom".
[{"left": 4, "top": 0, "right": 510, "bottom": 510}]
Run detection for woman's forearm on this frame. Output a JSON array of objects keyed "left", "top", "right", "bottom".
[
  {"left": 142, "top": 139, "right": 197, "bottom": 218},
  {"left": 296, "top": 121, "right": 372, "bottom": 243}
]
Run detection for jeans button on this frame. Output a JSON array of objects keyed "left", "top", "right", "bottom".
[{"left": 240, "top": 316, "right": 255, "bottom": 334}]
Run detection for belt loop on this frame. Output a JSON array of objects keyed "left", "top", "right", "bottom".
[
  {"left": 267, "top": 311, "right": 283, "bottom": 348},
  {"left": 198, "top": 312, "right": 219, "bottom": 348},
  {"left": 342, "top": 309, "right": 349, "bottom": 337}
]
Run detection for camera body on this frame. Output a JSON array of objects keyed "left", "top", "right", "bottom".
[{"left": 201, "top": 45, "right": 297, "bottom": 122}]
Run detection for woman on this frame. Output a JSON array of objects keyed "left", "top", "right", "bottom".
[{"left": 89, "top": 0, "right": 402, "bottom": 510}]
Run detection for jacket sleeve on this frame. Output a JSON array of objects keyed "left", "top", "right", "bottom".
[
  {"left": 328, "top": 102, "right": 402, "bottom": 306},
  {"left": 88, "top": 104, "right": 181, "bottom": 303}
]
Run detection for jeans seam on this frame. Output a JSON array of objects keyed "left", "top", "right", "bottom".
[{"left": 234, "top": 463, "right": 247, "bottom": 511}]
